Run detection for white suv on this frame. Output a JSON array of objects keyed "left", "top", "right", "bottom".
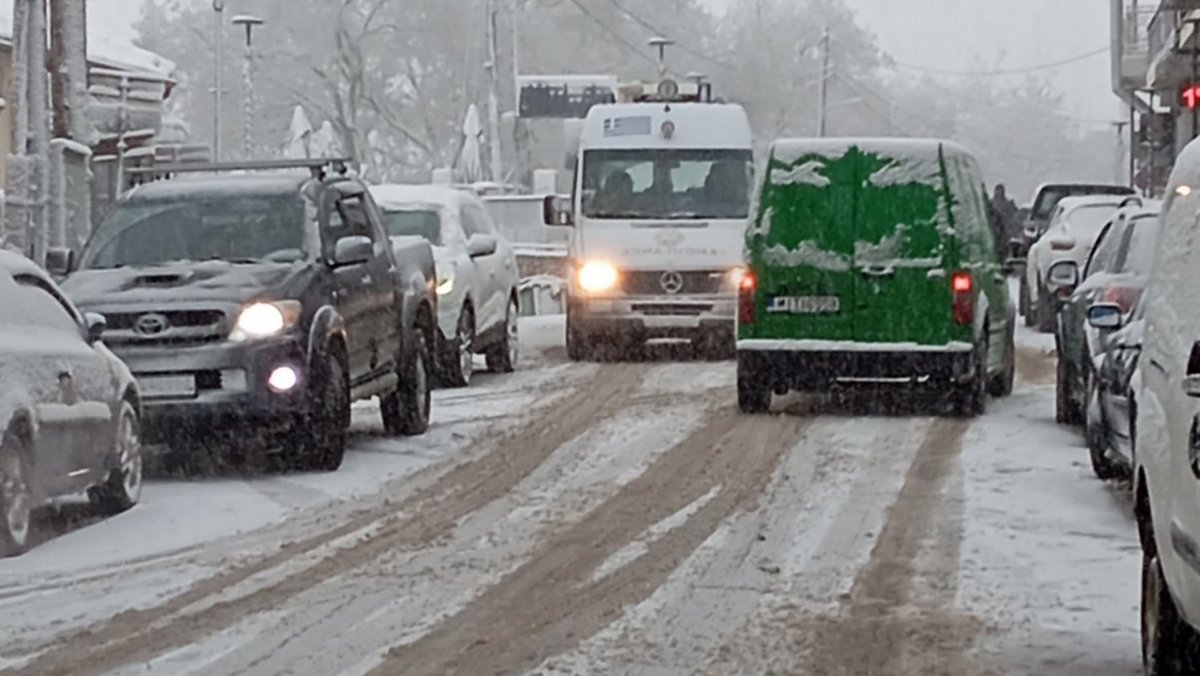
[
  {"left": 371, "top": 185, "right": 521, "bottom": 387},
  {"left": 1135, "top": 137, "right": 1200, "bottom": 673}
]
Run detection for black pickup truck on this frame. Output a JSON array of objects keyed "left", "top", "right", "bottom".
[{"left": 50, "top": 159, "right": 437, "bottom": 472}]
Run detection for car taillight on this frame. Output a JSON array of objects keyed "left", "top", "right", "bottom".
[
  {"left": 951, "top": 271, "right": 973, "bottom": 326},
  {"left": 1103, "top": 286, "right": 1141, "bottom": 314},
  {"left": 738, "top": 272, "right": 757, "bottom": 325}
]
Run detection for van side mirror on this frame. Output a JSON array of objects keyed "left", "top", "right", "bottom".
[
  {"left": 1087, "top": 303, "right": 1124, "bottom": 330},
  {"left": 543, "top": 195, "right": 573, "bottom": 227},
  {"left": 45, "top": 247, "right": 75, "bottom": 276},
  {"left": 1046, "top": 260, "right": 1079, "bottom": 292}
]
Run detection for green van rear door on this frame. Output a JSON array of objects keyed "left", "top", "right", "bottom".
[{"left": 749, "top": 146, "right": 858, "bottom": 341}]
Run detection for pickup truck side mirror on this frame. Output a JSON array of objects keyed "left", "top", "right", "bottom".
[
  {"left": 45, "top": 247, "right": 75, "bottom": 276},
  {"left": 1046, "top": 260, "right": 1079, "bottom": 293},
  {"left": 543, "top": 195, "right": 573, "bottom": 227},
  {"left": 466, "top": 233, "right": 498, "bottom": 258},
  {"left": 333, "top": 235, "right": 373, "bottom": 267},
  {"left": 1087, "top": 303, "right": 1124, "bottom": 330},
  {"left": 84, "top": 312, "right": 107, "bottom": 344}
]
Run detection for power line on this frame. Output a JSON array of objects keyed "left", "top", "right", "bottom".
[
  {"left": 888, "top": 45, "right": 1110, "bottom": 77},
  {"left": 566, "top": 0, "right": 657, "bottom": 66},
  {"left": 598, "top": 0, "right": 738, "bottom": 72}
]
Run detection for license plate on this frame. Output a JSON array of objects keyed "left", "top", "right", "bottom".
[
  {"left": 768, "top": 296, "right": 841, "bottom": 314},
  {"left": 138, "top": 374, "right": 196, "bottom": 398}
]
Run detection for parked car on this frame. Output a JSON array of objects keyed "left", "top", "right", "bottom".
[
  {"left": 1051, "top": 201, "right": 1159, "bottom": 428},
  {"left": 0, "top": 251, "right": 143, "bottom": 556},
  {"left": 1133, "top": 138, "right": 1200, "bottom": 673},
  {"left": 1016, "top": 183, "right": 1134, "bottom": 316},
  {"left": 1024, "top": 194, "right": 1130, "bottom": 332},
  {"left": 51, "top": 159, "right": 437, "bottom": 473},
  {"left": 370, "top": 184, "right": 521, "bottom": 387},
  {"left": 1085, "top": 297, "right": 1147, "bottom": 480},
  {"left": 737, "top": 138, "right": 1015, "bottom": 416}
]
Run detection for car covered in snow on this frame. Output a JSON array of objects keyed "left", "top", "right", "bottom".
[
  {"left": 737, "top": 138, "right": 1015, "bottom": 416},
  {"left": 1023, "top": 194, "right": 1132, "bottom": 332},
  {"left": 369, "top": 184, "right": 521, "bottom": 386},
  {"left": 0, "top": 251, "right": 143, "bottom": 557},
  {"left": 1050, "top": 200, "right": 1158, "bottom": 433},
  {"left": 1015, "top": 182, "right": 1134, "bottom": 262},
  {"left": 50, "top": 159, "right": 437, "bottom": 473}
]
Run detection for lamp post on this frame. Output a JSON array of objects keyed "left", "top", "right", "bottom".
[
  {"left": 231, "top": 15, "right": 265, "bottom": 160},
  {"left": 212, "top": 0, "right": 225, "bottom": 161}
]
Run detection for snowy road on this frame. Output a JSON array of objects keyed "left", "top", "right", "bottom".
[{"left": 0, "top": 318, "right": 1141, "bottom": 675}]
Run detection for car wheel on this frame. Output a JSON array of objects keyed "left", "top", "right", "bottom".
[
  {"left": 1056, "top": 354, "right": 1082, "bottom": 425},
  {"left": 486, "top": 297, "right": 519, "bottom": 373},
  {"left": 1035, "top": 285, "right": 1057, "bottom": 333},
  {"left": 0, "top": 430, "right": 32, "bottom": 557},
  {"left": 385, "top": 327, "right": 431, "bottom": 436},
  {"left": 89, "top": 401, "right": 143, "bottom": 514},
  {"left": 287, "top": 353, "right": 349, "bottom": 472},
  {"left": 441, "top": 306, "right": 474, "bottom": 388},
  {"left": 1143, "top": 549, "right": 1200, "bottom": 674},
  {"left": 1086, "top": 375, "right": 1119, "bottom": 480},
  {"left": 737, "top": 354, "right": 771, "bottom": 414}
]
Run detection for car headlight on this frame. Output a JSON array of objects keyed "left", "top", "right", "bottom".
[
  {"left": 436, "top": 270, "right": 455, "bottom": 295},
  {"left": 231, "top": 301, "right": 302, "bottom": 341},
  {"left": 577, "top": 261, "right": 619, "bottom": 293}
]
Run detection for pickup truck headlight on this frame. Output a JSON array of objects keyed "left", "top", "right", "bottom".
[
  {"left": 577, "top": 261, "right": 619, "bottom": 293},
  {"left": 436, "top": 270, "right": 455, "bottom": 295},
  {"left": 231, "top": 301, "right": 302, "bottom": 341}
]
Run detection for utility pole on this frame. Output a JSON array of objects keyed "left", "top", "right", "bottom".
[
  {"left": 817, "top": 27, "right": 831, "bottom": 137},
  {"left": 232, "top": 15, "right": 265, "bottom": 160},
  {"left": 48, "top": 0, "right": 88, "bottom": 141},
  {"left": 213, "top": 0, "right": 225, "bottom": 161},
  {"left": 485, "top": 0, "right": 503, "bottom": 183}
]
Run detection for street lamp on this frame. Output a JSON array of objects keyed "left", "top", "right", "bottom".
[
  {"left": 212, "top": 0, "right": 225, "bottom": 162},
  {"left": 231, "top": 14, "right": 265, "bottom": 160}
]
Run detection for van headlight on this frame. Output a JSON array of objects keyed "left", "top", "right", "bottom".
[
  {"left": 577, "top": 261, "right": 619, "bottom": 293},
  {"left": 726, "top": 266, "right": 748, "bottom": 289},
  {"left": 231, "top": 301, "right": 302, "bottom": 341}
]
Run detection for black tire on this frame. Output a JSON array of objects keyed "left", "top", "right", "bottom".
[
  {"left": 287, "top": 353, "right": 349, "bottom": 472},
  {"left": 1056, "top": 354, "right": 1082, "bottom": 425},
  {"left": 955, "top": 336, "right": 988, "bottom": 417},
  {"left": 384, "top": 327, "right": 432, "bottom": 436},
  {"left": 566, "top": 314, "right": 593, "bottom": 362},
  {"left": 989, "top": 327, "right": 1016, "bottom": 397},
  {"left": 1143, "top": 549, "right": 1200, "bottom": 674},
  {"left": 1019, "top": 275, "right": 1030, "bottom": 320},
  {"left": 737, "top": 354, "right": 771, "bottom": 413},
  {"left": 441, "top": 306, "right": 474, "bottom": 388},
  {"left": 89, "top": 401, "right": 143, "bottom": 515},
  {"left": 0, "top": 430, "right": 32, "bottom": 557},
  {"left": 1035, "top": 286, "right": 1056, "bottom": 333},
  {"left": 486, "top": 297, "right": 519, "bottom": 373},
  {"left": 1086, "top": 376, "right": 1119, "bottom": 480}
]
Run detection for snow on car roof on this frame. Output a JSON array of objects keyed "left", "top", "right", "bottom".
[
  {"left": 369, "top": 184, "right": 470, "bottom": 210},
  {"left": 0, "top": 6, "right": 174, "bottom": 78}
]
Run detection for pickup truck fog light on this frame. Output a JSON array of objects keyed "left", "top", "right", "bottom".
[{"left": 268, "top": 365, "right": 300, "bottom": 393}]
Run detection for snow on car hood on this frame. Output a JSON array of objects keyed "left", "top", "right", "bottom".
[{"left": 61, "top": 260, "right": 313, "bottom": 308}]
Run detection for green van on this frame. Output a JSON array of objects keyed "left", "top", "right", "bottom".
[{"left": 736, "top": 138, "right": 1015, "bottom": 415}]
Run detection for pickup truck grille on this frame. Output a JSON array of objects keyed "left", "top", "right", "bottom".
[
  {"left": 102, "top": 309, "right": 228, "bottom": 346},
  {"left": 620, "top": 270, "right": 725, "bottom": 296}
]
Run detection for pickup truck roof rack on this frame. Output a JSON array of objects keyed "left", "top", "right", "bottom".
[{"left": 126, "top": 158, "right": 353, "bottom": 181}]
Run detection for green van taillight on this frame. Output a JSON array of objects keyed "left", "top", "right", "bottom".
[
  {"left": 738, "top": 272, "right": 757, "bottom": 325},
  {"left": 951, "top": 271, "right": 974, "bottom": 326}
]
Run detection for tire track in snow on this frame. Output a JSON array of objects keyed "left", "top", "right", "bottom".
[
  {"left": 5, "top": 365, "right": 643, "bottom": 676},
  {"left": 370, "top": 408, "right": 811, "bottom": 676}
]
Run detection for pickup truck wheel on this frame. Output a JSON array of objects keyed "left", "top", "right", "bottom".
[
  {"left": 287, "top": 355, "right": 349, "bottom": 472},
  {"left": 0, "top": 432, "right": 31, "bottom": 557},
  {"left": 737, "top": 355, "right": 771, "bottom": 414},
  {"left": 386, "top": 329, "right": 431, "bottom": 436},
  {"left": 1143, "top": 550, "right": 1200, "bottom": 674},
  {"left": 89, "top": 402, "right": 142, "bottom": 515},
  {"left": 441, "top": 308, "right": 474, "bottom": 388},
  {"left": 486, "top": 297, "right": 519, "bottom": 373}
]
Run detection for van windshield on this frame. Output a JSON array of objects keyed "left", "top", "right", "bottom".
[{"left": 581, "top": 149, "right": 753, "bottom": 220}]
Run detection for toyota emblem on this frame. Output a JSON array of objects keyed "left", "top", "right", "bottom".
[
  {"left": 135, "top": 313, "right": 170, "bottom": 336},
  {"left": 660, "top": 271, "right": 684, "bottom": 295}
]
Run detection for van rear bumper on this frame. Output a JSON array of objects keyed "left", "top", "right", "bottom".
[{"left": 737, "top": 339, "right": 975, "bottom": 390}]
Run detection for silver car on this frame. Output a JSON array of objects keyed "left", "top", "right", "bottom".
[{"left": 0, "top": 251, "right": 143, "bottom": 556}]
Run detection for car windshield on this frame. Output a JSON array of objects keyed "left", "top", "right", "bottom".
[
  {"left": 581, "top": 148, "right": 753, "bottom": 220},
  {"left": 1117, "top": 215, "right": 1160, "bottom": 274},
  {"left": 1032, "top": 186, "right": 1131, "bottom": 220},
  {"left": 80, "top": 195, "right": 307, "bottom": 270},
  {"left": 381, "top": 208, "right": 442, "bottom": 245}
]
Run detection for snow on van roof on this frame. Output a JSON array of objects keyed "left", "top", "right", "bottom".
[
  {"left": 581, "top": 102, "right": 752, "bottom": 149},
  {"left": 771, "top": 137, "right": 969, "bottom": 166},
  {"left": 369, "top": 184, "right": 468, "bottom": 209}
]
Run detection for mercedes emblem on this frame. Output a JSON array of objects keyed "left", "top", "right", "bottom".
[{"left": 660, "top": 271, "right": 684, "bottom": 295}]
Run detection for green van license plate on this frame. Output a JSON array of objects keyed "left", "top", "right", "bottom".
[{"left": 767, "top": 296, "right": 841, "bottom": 314}]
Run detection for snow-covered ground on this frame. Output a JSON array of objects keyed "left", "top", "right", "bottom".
[{"left": 0, "top": 314, "right": 1145, "bottom": 675}]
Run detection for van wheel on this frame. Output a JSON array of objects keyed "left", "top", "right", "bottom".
[
  {"left": 989, "top": 330, "right": 1016, "bottom": 397},
  {"left": 737, "top": 354, "right": 771, "bottom": 414},
  {"left": 566, "top": 316, "right": 593, "bottom": 362},
  {"left": 1143, "top": 549, "right": 1200, "bottom": 674},
  {"left": 955, "top": 336, "right": 988, "bottom": 417},
  {"left": 0, "top": 431, "right": 32, "bottom": 557}
]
